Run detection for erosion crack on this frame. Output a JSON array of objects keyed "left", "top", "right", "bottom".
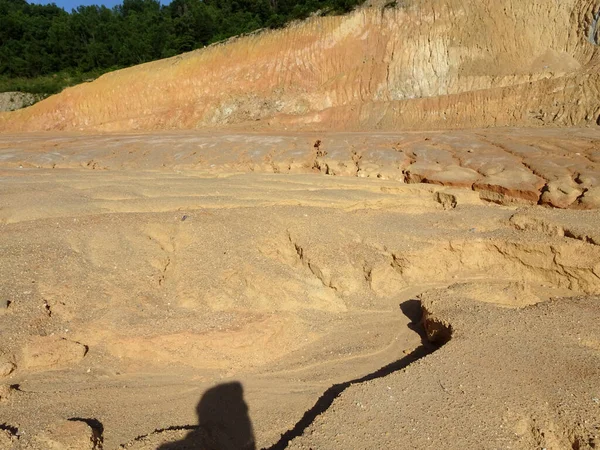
[
  {"left": 132, "top": 424, "right": 199, "bottom": 442},
  {"left": 68, "top": 417, "right": 104, "bottom": 448},
  {"left": 287, "top": 231, "right": 338, "bottom": 292},
  {"left": 262, "top": 300, "right": 442, "bottom": 450}
]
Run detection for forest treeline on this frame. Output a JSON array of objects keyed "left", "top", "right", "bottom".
[{"left": 0, "top": 0, "right": 363, "bottom": 94}]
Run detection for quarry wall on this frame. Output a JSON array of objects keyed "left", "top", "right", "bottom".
[{"left": 1, "top": 0, "right": 599, "bottom": 132}]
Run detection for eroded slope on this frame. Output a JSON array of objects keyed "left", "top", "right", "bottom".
[
  {"left": 288, "top": 293, "right": 600, "bottom": 450},
  {"left": 1, "top": 0, "right": 599, "bottom": 132}
]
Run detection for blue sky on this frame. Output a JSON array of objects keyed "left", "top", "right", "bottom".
[{"left": 29, "top": 0, "right": 169, "bottom": 11}]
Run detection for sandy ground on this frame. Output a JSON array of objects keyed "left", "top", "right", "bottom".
[
  {"left": 0, "top": 133, "right": 599, "bottom": 449},
  {"left": 2, "top": 1, "right": 599, "bottom": 446},
  {"left": 1, "top": 128, "right": 599, "bottom": 209}
]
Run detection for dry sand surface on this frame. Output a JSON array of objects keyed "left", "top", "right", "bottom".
[
  {"left": 0, "top": 131, "right": 599, "bottom": 449},
  {"left": 1, "top": 128, "right": 600, "bottom": 208},
  {"left": 1, "top": 0, "right": 600, "bottom": 447}
]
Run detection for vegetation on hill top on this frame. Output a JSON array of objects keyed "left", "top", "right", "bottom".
[{"left": 0, "top": 0, "right": 365, "bottom": 95}]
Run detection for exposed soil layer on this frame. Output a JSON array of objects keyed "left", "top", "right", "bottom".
[
  {"left": 1, "top": 0, "right": 599, "bottom": 445},
  {"left": 0, "top": 0, "right": 599, "bottom": 132}
]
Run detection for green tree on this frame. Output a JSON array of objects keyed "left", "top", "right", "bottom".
[{"left": 0, "top": 0, "right": 366, "bottom": 94}]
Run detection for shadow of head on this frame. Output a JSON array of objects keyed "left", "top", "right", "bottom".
[
  {"left": 400, "top": 298, "right": 422, "bottom": 324},
  {"left": 158, "top": 381, "right": 255, "bottom": 450},
  {"left": 400, "top": 298, "right": 433, "bottom": 347}
]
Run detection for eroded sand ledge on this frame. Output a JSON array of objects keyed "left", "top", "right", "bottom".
[{"left": 1, "top": 128, "right": 600, "bottom": 210}]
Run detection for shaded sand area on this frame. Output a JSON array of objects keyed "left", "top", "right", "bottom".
[{"left": 0, "top": 131, "right": 599, "bottom": 449}]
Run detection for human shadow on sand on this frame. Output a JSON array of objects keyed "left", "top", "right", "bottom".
[
  {"left": 159, "top": 299, "right": 438, "bottom": 450},
  {"left": 158, "top": 381, "right": 255, "bottom": 450}
]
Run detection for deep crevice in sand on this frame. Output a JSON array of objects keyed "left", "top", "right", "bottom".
[
  {"left": 68, "top": 417, "right": 104, "bottom": 448},
  {"left": 131, "top": 424, "right": 199, "bottom": 443},
  {"left": 121, "top": 300, "right": 445, "bottom": 450},
  {"left": 262, "top": 299, "right": 442, "bottom": 450}
]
